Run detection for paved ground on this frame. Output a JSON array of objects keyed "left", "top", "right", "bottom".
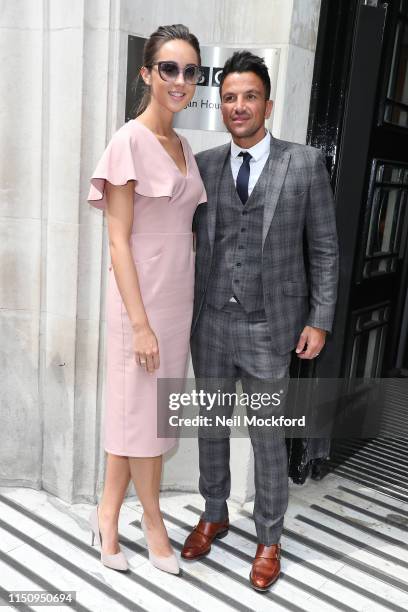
[{"left": 0, "top": 471, "right": 407, "bottom": 611}]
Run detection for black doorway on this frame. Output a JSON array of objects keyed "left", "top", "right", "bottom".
[{"left": 288, "top": 0, "right": 408, "bottom": 491}]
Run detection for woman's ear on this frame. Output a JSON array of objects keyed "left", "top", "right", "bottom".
[{"left": 140, "top": 66, "right": 151, "bottom": 86}]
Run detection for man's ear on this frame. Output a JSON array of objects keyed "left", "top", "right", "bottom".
[{"left": 265, "top": 99, "right": 273, "bottom": 120}]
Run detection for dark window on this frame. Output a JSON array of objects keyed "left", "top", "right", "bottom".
[
  {"left": 358, "top": 159, "right": 408, "bottom": 280},
  {"left": 384, "top": 0, "right": 408, "bottom": 127}
]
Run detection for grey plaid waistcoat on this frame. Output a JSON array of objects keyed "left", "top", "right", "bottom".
[{"left": 205, "top": 157, "right": 265, "bottom": 312}]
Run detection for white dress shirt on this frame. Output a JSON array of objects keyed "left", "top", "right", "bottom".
[{"left": 230, "top": 129, "right": 271, "bottom": 196}]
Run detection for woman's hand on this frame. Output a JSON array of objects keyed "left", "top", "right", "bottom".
[{"left": 132, "top": 322, "right": 160, "bottom": 373}]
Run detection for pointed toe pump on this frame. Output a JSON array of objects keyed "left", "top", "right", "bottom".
[
  {"left": 89, "top": 506, "right": 129, "bottom": 572},
  {"left": 141, "top": 514, "right": 180, "bottom": 575}
]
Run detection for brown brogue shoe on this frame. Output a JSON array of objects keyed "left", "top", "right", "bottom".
[
  {"left": 249, "top": 543, "right": 281, "bottom": 591},
  {"left": 181, "top": 517, "right": 229, "bottom": 560}
]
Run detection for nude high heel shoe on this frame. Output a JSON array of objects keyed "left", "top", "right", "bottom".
[
  {"left": 89, "top": 506, "right": 129, "bottom": 572},
  {"left": 141, "top": 514, "right": 180, "bottom": 575}
]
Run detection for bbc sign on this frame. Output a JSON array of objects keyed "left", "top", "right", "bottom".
[
  {"left": 195, "top": 66, "right": 223, "bottom": 87},
  {"left": 125, "top": 38, "right": 280, "bottom": 132}
]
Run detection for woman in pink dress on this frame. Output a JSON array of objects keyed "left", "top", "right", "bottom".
[{"left": 87, "top": 24, "right": 206, "bottom": 575}]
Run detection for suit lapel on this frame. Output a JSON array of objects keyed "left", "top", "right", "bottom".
[
  {"left": 262, "top": 135, "right": 290, "bottom": 247},
  {"left": 207, "top": 143, "right": 230, "bottom": 254}
]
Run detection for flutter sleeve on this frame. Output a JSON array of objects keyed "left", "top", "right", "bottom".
[{"left": 87, "top": 126, "right": 138, "bottom": 210}]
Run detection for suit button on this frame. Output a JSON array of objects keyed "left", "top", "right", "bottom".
[
  {"left": 238, "top": 245, "right": 244, "bottom": 249},
  {"left": 242, "top": 210, "right": 248, "bottom": 215},
  {"left": 236, "top": 262, "right": 241, "bottom": 267},
  {"left": 233, "top": 279, "right": 240, "bottom": 284},
  {"left": 241, "top": 227, "right": 246, "bottom": 233}
]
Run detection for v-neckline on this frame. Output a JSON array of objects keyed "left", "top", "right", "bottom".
[{"left": 133, "top": 119, "right": 189, "bottom": 178}]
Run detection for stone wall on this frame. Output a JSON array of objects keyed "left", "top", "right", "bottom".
[{"left": 0, "top": 0, "right": 321, "bottom": 503}]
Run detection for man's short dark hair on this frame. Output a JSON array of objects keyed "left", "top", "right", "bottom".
[{"left": 219, "top": 50, "right": 271, "bottom": 100}]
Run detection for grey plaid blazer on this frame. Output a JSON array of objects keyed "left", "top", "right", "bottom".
[{"left": 192, "top": 133, "right": 339, "bottom": 355}]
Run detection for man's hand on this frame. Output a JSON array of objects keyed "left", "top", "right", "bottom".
[{"left": 295, "top": 326, "right": 326, "bottom": 359}]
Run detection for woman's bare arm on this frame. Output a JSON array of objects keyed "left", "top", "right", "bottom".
[{"left": 105, "top": 180, "right": 160, "bottom": 373}]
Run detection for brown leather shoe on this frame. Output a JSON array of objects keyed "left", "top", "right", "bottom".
[
  {"left": 181, "top": 517, "right": 229, "bottom": 560},
  {"left": 249, "top": 543, "right": 281, "bottom": 591}
]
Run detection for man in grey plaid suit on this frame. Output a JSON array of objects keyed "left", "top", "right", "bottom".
[{"left": 181, "top": 51, "right": 339, "bottom": 590}]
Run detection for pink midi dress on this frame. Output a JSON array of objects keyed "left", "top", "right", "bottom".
[{"left": 87, "top": 119, "right": 207, "bottom": 457}]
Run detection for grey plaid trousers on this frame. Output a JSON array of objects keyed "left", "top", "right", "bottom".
[{"left": 191, "top": 300, "right": 291, "bottom": 545}]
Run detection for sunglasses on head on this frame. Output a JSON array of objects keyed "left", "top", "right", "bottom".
[{"left": 147, "top": 61, "right": 204, "bottom": 85}]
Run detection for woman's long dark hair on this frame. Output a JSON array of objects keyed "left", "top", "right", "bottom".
[{"left": 135, "top": 24, "right": 201, "bottom": 117}]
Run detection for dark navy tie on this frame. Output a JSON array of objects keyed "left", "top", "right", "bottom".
[{"left": 236, "top": 151, "right": 252, "bottom": 204}]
